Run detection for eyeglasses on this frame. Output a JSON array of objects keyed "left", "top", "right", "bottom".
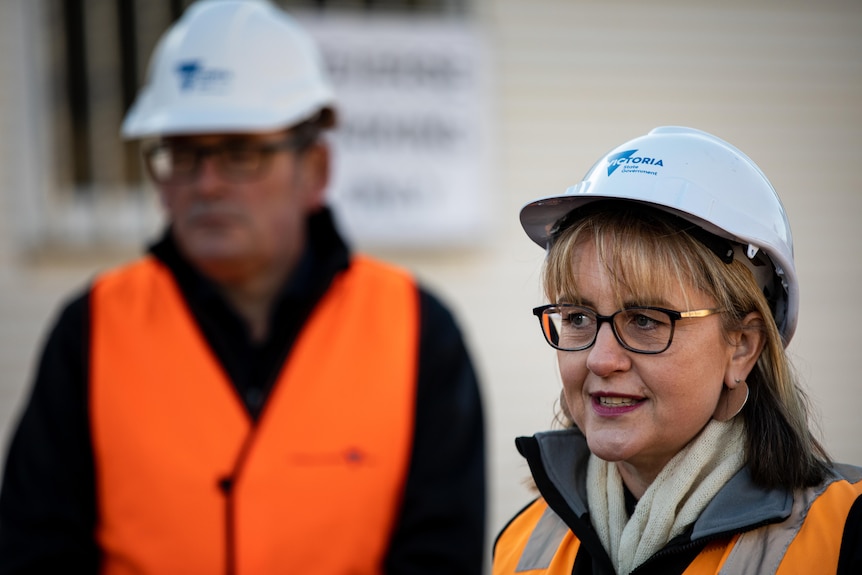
[
  {"left": 532, "top": 304, "right": 723, "bottom": 354},
  {"left": 142, "top": 137, "right": 305, "bottom": 185}
]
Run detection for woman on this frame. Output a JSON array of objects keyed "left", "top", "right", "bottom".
[{"left": 493, "top": 127, "right": 862, "bottom": 574}]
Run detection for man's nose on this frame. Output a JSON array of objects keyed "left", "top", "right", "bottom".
[{"left": 194, "top": 152, "right": 224, "bottom": 193}]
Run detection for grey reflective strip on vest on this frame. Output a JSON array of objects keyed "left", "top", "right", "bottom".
[
  {"left": 516, "top": 506, "right": 570, "bottom": 572},
  {"left": 718, "top": 481, "right": 828, "bottom": 574}
]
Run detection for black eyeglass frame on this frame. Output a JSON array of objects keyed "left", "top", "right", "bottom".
[
  {"left": 142, "top": 135, "right": 308, "bottom": 186},
  {"left": 532, "top": 303, "right": 723, "bottom": 354}
]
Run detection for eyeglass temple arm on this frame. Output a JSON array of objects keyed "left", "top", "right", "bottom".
[{"left": 678, "top": 308, "right": 721, "bottom": 319}]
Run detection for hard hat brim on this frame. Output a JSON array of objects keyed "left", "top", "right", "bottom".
[{"left": 122, "top": 99, "right": 336, "bottom": 139}]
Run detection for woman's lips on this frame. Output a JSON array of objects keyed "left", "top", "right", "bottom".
[{"left": 591, "top": 393, "right": 645, "bottom": 415}]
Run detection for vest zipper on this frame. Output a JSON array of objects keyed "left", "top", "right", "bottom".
[
  {"left": 219, "top": 476, "right": 236, "bottom": 575},
  {"left": 221, "top": 428, "right": 259, "bottom": 575}
]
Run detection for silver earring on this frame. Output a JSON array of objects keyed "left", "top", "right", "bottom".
[{"left": 713, "top": 379, "right": 749, "bottom": 422}]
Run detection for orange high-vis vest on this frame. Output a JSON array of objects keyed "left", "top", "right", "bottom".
[
  {"left": 90, "top": 255, "right": 419, "bottom": 574},
  {"left": 493, "top": 469, "right": 862, "bottom": 575}
]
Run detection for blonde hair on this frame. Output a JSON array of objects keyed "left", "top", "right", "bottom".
[{"left": 544, "top": 203, "right": 830, "bottom": 489}]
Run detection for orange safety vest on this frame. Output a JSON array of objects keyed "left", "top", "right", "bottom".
[
  {"left": 494, "top": 470, "right": 862, "bottom": 575},
  {"left": 90, "top": 255, "right": 419, "bottom": 574}
]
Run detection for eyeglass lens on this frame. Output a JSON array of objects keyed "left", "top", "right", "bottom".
[
  {"left": 540, "top": 306, "right": 674, "bottom": 353},
  {"left": 144, "top": 141, "right": 288, "bottom": 185}
]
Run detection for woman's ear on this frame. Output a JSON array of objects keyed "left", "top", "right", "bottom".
[
  {"left": 724, "top": 311, "right": 766, "bottom": 387},
  {"left": 713, "top": 312, "right": 765, "bottom": 421}
]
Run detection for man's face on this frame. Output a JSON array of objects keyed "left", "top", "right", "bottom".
[{"left": 153, "top": 130, "right": 327, "bottom": 285}]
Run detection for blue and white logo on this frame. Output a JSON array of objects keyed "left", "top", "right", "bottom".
[
  {"left": 175, "top": 60, "right": 233, "bottom": 92},
  {"left": 606, "top": 149, "right": 664, "bottom": 177}
]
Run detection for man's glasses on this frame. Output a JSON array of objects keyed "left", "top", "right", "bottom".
[
  {"left": 142, "top": 136, "right": 305, "bottom": 185},
  {"left": 532, "top": 304, "right": 723, "bottom": 354}
]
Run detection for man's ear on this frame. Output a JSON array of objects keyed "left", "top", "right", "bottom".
[{"left": 298, "top": 142, "right": 329, "bottom": 210}]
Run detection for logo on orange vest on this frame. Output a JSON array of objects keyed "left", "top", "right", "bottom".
[{"left": 289, "top": 447, "right": 373, "bottom": 466}]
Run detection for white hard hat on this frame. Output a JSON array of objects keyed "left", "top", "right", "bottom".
[
  {"left": 121, "top": 0, "right": 336, "bottom": 139},
  {"left": 521, "top": 126, "right": 798, "bottom": 344}
]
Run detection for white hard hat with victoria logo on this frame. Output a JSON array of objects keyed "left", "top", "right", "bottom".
[
  {"left": 520, "top": 126, "right": 798, "bottom": 344},
  {"left": 121, "top": 0, "right": 335, "bottom": 139}
]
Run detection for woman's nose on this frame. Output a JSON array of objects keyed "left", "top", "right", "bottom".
[{"left": 585, "top": 322, "right": 630, "bottom": 376}]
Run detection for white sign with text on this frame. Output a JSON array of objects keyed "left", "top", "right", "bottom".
[{"left": 299, "top": 14, "right": 493, "bottom": 249}]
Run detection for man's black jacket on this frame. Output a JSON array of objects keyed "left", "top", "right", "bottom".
[{"left": 0, "top": 208, "right": 486, "bottom": 574}]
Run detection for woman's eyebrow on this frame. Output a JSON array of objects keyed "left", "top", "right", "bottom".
[
  {"left": 622, "top": 296, "right": 674, "bottom": 308},
  {"left": 556, "top": 295, "right": 591, "bottom": 307}
]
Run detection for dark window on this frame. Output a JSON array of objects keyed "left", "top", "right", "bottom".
[{"left": 52, "top": 0, "right": 468, "bottom": 191}]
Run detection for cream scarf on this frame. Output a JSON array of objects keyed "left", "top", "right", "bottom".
[{"left": 586, "top": 419, "right": 745, "bottom": 575}]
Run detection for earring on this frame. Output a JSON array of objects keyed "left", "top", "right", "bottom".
[{"left": 713, "top": 378, "right": 749, "bottom": 422}]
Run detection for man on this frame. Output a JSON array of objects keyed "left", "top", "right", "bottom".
[{"left": 0, "top": 1, "right": 486, "bottom": 573}]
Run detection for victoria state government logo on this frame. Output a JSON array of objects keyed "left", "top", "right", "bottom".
[
  {"left": 606, "top": 149, "right": 665, "bottom": 177},
  {"left": 175, "top": 60, "right": 233, "bottom": 92}
]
